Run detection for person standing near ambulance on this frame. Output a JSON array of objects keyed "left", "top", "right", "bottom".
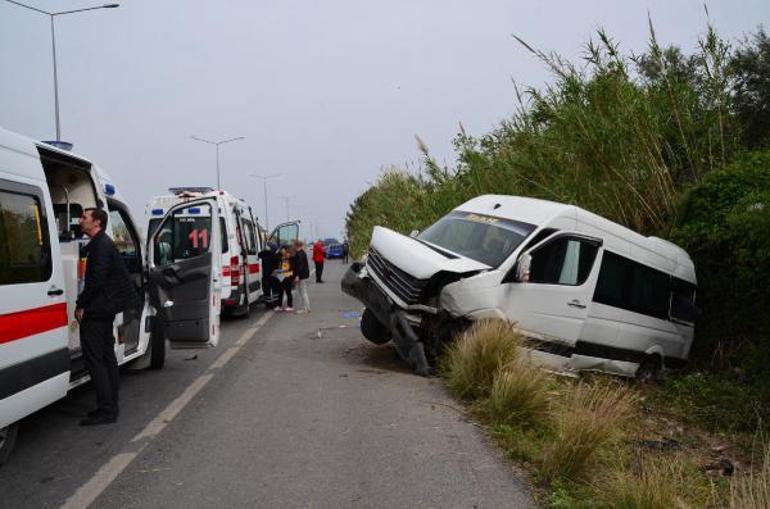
[
  {"left": 312, "top": 239, "right": 326, "bottom": 283},
  {"left": 75, "top": 208, "right": 140, "bottom": 426}
]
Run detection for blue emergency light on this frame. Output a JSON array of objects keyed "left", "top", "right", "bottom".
[
  {"left": 187, "top": 207, "right": 201, "bottom": 214},
  {"left": 151, "top": 208, "right": 164, "bottom": 216},
  {"left": 104, "top": 183, "right": 116, "bottom": 196}
]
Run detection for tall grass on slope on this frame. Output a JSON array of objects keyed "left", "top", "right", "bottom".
[
  {"left": 441, "top": 319, "right": 522, "bottom": 401},
  {"left": 483, "top": 357, "right": 550, "bottom": 427},
  {"left": 731, "top": 444, "right": 770, "bottom": 509},
  {"left": 598, "top": 455, "right": 697, "bottom": 509},
  {"left": 542, "top": 382, "right": 638, "bottom": 481}
]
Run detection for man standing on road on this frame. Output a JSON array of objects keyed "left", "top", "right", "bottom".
[
  {"left": 293, "top": 240, "right": 311, "bottom": 313},
  {"left": 342, "top": 239, "right": 349, "bottom": 264},
  {"left": 259, "top": 242, "right": 280, "bottom": 309},
  {"left": 312, "top": 239, "right": 326, "bottom": 283},
  {"left": 75, "top": 208, "right": 139, "bottom": 426}
]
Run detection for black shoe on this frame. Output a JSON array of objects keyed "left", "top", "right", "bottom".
[{"left": 79, "top": 414, "right": 117, "bottom": 426}]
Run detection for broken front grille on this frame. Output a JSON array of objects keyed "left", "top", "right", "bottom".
[{"left": 367, "top": 247, "right": 429, "bottom": 305}]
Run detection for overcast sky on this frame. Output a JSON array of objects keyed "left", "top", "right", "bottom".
[{"left": 1, "top": 1, "right": 767, "bottom": 239}]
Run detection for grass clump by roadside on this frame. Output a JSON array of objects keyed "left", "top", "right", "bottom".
[
  {"left": 441, "top": 319, "right": 522, "bottom": 400},
  {"left": 483, "top": 358, "right": 551, "bottom": 427},
  {"left": 439, "top": 319, "right": 741, "bottom": 508},
  {"left": 730, "top": 444, "right": 770, "bottom": 509},
  {"left": 597, "top": 454, "right": 706, "bottom": 509},
  {"left": 541, "top": 382, "right": 638, "bottom": 482}
]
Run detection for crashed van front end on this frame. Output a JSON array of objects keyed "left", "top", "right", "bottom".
[{"left": 342, "top": 226, "right": 492, "bottom": 375}]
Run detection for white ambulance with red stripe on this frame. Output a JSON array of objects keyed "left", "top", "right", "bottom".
[
  {"left": 0, "top": 127, "right": 223, "bottom": 464},
  {"left": 145, "top": 188, "right": 266, "bottom": 317}
]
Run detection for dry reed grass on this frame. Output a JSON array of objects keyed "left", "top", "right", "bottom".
[
  {"left": 442, "top": 319, "right": 522, "bottom": 400},
  {"left": 484, "top": 357, "right": 550, "bottom": 427},
  {"left": 541, "top": 381, "right": 638, "bottom": 481},
  {"left": 731, "top": 443, "right": 770, "bottom": 509}
]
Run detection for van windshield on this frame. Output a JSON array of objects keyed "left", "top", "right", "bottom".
[{"left": 417, "top": 211, "right": 536, "bottom": 267}]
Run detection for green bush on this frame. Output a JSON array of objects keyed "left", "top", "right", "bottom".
[{"left": 672, "top": 151, "right": 770, "bottom": 377}]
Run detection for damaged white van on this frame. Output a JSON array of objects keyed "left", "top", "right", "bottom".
[{"left": 342, "top": 195, "right": 699, "bottom": 379}]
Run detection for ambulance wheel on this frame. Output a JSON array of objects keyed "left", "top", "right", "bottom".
[
  {"left": 636, "top": 355, "right": 662, "bottom": 384},
  {"left": 0, "top": 423, "right": 19, "bottom": 466},
  {"left": 149, "top": 321, "right": 166, "bottom": 370},
  {"left": 361, "top": 308, "right": 391, "bottom": 345}
]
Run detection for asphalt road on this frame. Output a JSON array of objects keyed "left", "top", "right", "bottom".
[{"left": 0, "top": 261, "right": 532, "bottom": 508}]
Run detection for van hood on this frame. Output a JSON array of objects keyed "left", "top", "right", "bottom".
[{"left": 369, "top": 226, "right": 491, "bottom": 279}]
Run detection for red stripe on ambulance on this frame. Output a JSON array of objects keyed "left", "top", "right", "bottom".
[{"left": 0, "top": 303, "right": 68, "bottom": 344}]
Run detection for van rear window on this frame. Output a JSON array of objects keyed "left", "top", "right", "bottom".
[{"left": 0, "top": 188, "right": 52, "bottom": 285}]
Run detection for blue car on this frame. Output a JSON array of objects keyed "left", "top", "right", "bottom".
[{"left": 326, "top": 243, "right": 345, "bottom": 259}]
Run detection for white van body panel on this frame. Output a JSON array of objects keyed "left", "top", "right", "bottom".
[
  {"left": 370, "top": 226, "right": 491, "bottom": 279},
  {"left": 348, "top": 193, "right": 697, "bottom": 378}
]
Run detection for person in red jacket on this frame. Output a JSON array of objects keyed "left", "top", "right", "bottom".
[{"left": 312, "top": 239, "right": 326, "bottom": 283}]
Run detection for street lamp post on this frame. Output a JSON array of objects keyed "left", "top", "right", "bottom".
[
  {"left": 190, "top": 135, "right": 245, "bottom": 189},
  {"left": 248, "top": 173, "right": 281, "bottom": 231},
  {"left": 5, "top": 1, "right": 119, "bottom": 143},
  {"left": 279, "top": 195, "right": 295, "bottom": 222}
]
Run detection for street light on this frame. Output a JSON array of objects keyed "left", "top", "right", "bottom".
[
  {"left": 190, "top": 135, "right": 245, "bottom": 189},
  {"left": 248, "top": 173, "right": 281, "bottom": 231},
  {"left": 5, "top": 1, "right": 120, "bottom": 144},
  {"left": 279, "top": 195, "right": 295, "bottom": 222}
]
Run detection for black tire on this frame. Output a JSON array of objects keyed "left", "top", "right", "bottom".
[
  {"left": 0, "top": 423, "right": 19, "bottom": 466},
  {"left": 149, "top": 318, "right": 166, "bottom": 370},
  {"left": 636, "top": 355, "right": 662, "bottom": 384},
  {"left": 360, "top": 308, "right": 391, "bottom": 345}
]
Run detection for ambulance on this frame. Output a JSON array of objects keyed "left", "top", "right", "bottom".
[
  {"left": 0, "top": 127, "right": 224, "bottom": 464},
  {"left": 145, "top": 188, "right": 274, "bottom": 317}
]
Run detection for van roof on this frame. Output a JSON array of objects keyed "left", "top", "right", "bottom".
[
  {"left": 456, "top": 194, "right": 696, "bottom": 283},
  {"left": 0, "top": 126, "right": 92, "bottom": 169}
]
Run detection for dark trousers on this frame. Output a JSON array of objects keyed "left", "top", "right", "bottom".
[
  {"left": 315, "top": 261, "right": 324, "bottom": 282},
  {"left": 262, "top": 276, "right": 279, "bottom": 307},
  {"left": 280, "top": 278, "right": 294, "bottom": 308},
  {"left": 80, "top": 317, "right": 119, "bottom": 417}
]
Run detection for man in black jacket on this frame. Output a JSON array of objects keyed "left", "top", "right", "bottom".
[{"left": 75, "top": 207, "right": 140, "bottom": 426}]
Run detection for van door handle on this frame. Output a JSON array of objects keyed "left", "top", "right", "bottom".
[
  {"left": 48, "top": 287, "right": 64, "bottom": 296},
  {"left": 567, "top": 299, "right": 586, "bottom": 309}
]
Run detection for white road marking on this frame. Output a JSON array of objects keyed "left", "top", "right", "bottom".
[
  {"left": 60, "top": 311, "right": 274, "bottom": 509},
  {"left": 60, "top": 452, "right": 141, "bottom": 509}
]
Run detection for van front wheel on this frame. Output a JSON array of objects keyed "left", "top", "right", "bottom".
[
  {"left": 636, "top": 355, "right": 662, "bottom": 384},
  {"left": 360, "top": 308, "right": 391, "bottom": 345},
  {"left": 0, "top": 423, "right": 19, "bottom": 466}
]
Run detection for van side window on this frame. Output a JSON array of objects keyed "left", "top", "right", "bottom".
[
  {"left": 0, "top": 188, "right": 52, "bottom": 285},
  {"left": 671, "top": 277, "right": 698, "bottom": 323},
  {"left": 593, "top": 251, "right": 671, "bottom": 319},
  {"left": 529, "top": 237, "right": 598, "bottom": 285}
]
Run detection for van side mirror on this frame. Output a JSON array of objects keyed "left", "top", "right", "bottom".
[
  {"left": 409, "top": 230, "right": 419, "bottom": 238},
  {"left": 515, "top": 253, "right": 532, "bottom": 282}
]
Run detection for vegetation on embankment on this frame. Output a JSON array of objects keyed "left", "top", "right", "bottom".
[
  {"left": 442, "top": 320, "right": 770, "bottom": 508},
  {"left": 345, "top": 21, "right": 770, "bottom": 434}
]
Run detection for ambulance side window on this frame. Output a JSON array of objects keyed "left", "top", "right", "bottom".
[
  {"left": 0, "top": 186, "right": 52, "bottom": 285},
  {"left": 153, "top": 204, "right": 213, "bottom": 265},
  {"left": 243, "top": 219, "right": 257, "bottom": 254}
]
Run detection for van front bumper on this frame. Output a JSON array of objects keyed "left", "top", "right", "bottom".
[{"left": 341, "top": 263, "right": 431, "bottom": 376}]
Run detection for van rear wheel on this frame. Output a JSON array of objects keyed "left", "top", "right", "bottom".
[
  {"left": 360, "top": 308, "right": 391, "bottom": 345},
  {"left": 0, "top": 423, "right": 19, "bottom": 466}
]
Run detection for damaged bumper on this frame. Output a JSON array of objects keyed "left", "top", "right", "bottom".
[{"left": 341, "top": 263, "right": 431, "bottom": 376}]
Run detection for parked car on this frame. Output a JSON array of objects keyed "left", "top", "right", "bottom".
[
  {"left": 325, "top": 242, "right": 345, "bottom": 259},
  {"left": 342, "top": 194, "right": 699, "bottom": 379}
]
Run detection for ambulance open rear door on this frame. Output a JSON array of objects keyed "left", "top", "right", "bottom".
[{"left": 147, "top": 198, "right": 222, "bottom": 348}]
